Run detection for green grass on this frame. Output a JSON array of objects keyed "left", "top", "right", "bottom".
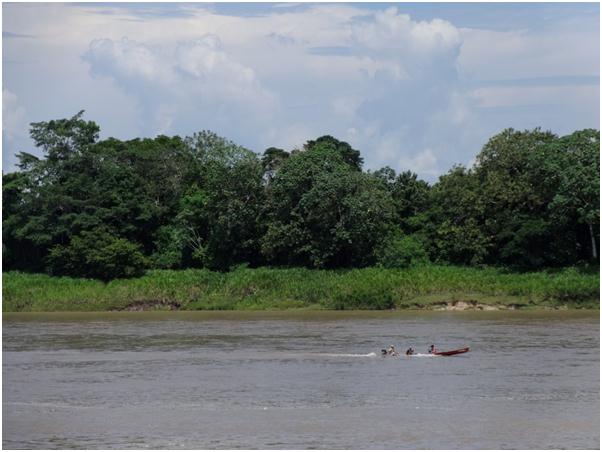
[{"left": 2, "top": 265, "right": 599, "bottom": 312}]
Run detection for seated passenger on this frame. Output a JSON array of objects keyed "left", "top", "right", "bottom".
[
  {"left": 405, "top": 347, "right": 415, "bottom": 356},
  {"left": 387, "top": 345, "right": 399, "bottom": 356}
]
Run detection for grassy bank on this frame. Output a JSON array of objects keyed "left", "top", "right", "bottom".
[{"left": 2, "top": 265, "right": 599, "bottom": 312}]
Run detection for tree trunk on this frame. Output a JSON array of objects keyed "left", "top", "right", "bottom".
[{"left": 588, "top": 223, "right": 597, "bottom": 260}]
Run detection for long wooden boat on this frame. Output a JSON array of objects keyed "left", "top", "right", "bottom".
[{"left": 432, "top": 346, "right": 470, "bottom": 356}]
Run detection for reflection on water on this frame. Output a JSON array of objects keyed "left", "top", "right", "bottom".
[{"left": 3, "top": 310, "right": 600, "bottom": 449}]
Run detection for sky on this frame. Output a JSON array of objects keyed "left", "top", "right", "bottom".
[{"left": 2, "top": 2, "right": 600, "bottom": 181}]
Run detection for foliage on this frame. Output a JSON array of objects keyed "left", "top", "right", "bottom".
[
  {"left": 374, "top": 231, "right": 429, "bottom": 268},
  {"left": 473, "top": 128, "right": 570, "bottom": 268},
  {"left": 2, "top": 112, "right": 599, "bottom": 280},
  {"left": 375, "top": 167, "right": 431, "bottom": 233},
  {"left": 181, "top": 131, "right": 265, "bottom": 270},
  {"left": 261, "top": 147, "right": 290, "bottom": 184},
  {"left": 547, "top": 129, "right": 600, "bottom": 259},
  {"left": 29, "top": 110, "right": 100, "bottom": 162},
  {"left": 427, "top": 165, "right": 489, "bottom": 265},
  {"left": 149, "top": 224, "right": 188, "bottom": 269},
  {"left": 261, "top": 142, "right": 394, "bottom": 267},
  {"left": 304, "top": 135, "right": 363, "bottom": 170},
  {"left": 46, "top": 228, "right": 148, "bottom": 280}
]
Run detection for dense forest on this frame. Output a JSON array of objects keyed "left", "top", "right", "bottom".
[{"left": 2, "top": 111, "right": 599, "bottom": 281}]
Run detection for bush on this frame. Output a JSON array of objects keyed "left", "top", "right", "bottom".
[
  {"left": 47, "top": 229, "right": 148, "bottom": 280},
  {"left": 374, "top": 232, "right": 429, "bottom": 268}
]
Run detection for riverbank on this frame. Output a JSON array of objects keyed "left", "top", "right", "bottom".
[{"left": 3, "top": 265, "right": 599, "bottom": 312}]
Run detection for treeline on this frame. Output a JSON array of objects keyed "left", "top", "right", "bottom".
[{"left": 2, "top": 111, "right": 599, "bottom": 280}]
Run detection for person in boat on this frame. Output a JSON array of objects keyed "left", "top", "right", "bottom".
[
  {"left": 428, "top": 344, "right": 436, "bottom": 354},
  {"left": 405, "top": 347, "right": 415, "bottom": 356},
  {"left": 387, "top": 345, "right": 399, "bottom": 356}
]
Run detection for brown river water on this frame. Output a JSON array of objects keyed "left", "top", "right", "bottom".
[{"left": 2, "top": 310, "right": 600, "bottom": 449}]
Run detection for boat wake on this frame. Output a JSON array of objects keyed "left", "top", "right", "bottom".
[
  {"left": 294, "top": 351, "right": 444, "bottom": 359},
  {"left": 328, "top": 352, "right": 378, "bottom": 358},
  {"left": 308, "top": 352, "right": 378, "bottom": 358},
  {"left": 318, "top": 352, "right": 440, "bottom": 358}
]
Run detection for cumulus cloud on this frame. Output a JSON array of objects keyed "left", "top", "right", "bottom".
[
  {"left": 2, "top": 3, "right": 599, "bottom": 180},
  {"left": 78, "top": 4, "right": 468, "bottom": 164},
  {"left": 351, "top": 7, "right": 462, "bottom": 58},
  {"left": 85, "top": 38, "right": 173, "bottom": 85},
  {"left": 175, "top": 37, "right": 272, "bottom": 104},
  {"left": 84, "top": 35, "right": 274, "bottom": 102},
  {"left": 83, "top": 35, "right": 276, "bottom": 136}
]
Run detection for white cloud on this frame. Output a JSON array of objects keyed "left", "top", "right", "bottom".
[
  {"left": 351, "top": 7, "right": 462, "bottom": 63},
  {"left": 83, "top": 35, "right": 277, "bottom": 136},
  {"left": 470, "top": 85, "right": 597, "bottom": 108},
  {"left": 2, "top": 3, "right": 599, "bottom": 180},
  {"left": 86, "top": 38, "right": 173, "bottom": 85},
  {"left": 85, "top": 35, "right": 273, "bottom": 102},
  {"left": 3, "top": 89, "right": 28, "bottom": 143},
  {"left": 398, "top": 148, "right": 440, "bottom": 176},
  {"left": 331, "top": 96, "right": 363, "bottom": 120},
  {"left": 154, "top": 104, "right": 175, "bottom": 136},
  {"left": 263, "top": 122, "right": 314, "bottom": 153},
  {"left": 272, "top": 3, "right": 303, "bottom": 9},
  {"left": 458, "top": 27, "right": 599, "bottom": 80}
]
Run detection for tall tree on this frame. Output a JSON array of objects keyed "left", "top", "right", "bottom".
[
  {"left": 262, "top": 139, "right": 394, "bottom": 268},
  {"left": 179, "top": 131, "right": 265, "bottom": 270},
  {"left": 428, "top": 165, "right": 489, "bottom": 265},
  {"left": 2, "top": 112, "right": 102, "bottom": 271},
  {"left": 29, "top": 110, "right": 99, "bottom": 163},
  {"left": 304, "top": 135, "right": 363, "bottom": 171},
  {"left": 473, "top": 128, "right": 566, "bottom": 268},
  {"left": 547, "top": 129, "right": 600, "bottom": 260}
]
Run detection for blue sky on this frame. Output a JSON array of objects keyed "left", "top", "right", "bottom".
[{"left": 3, "top": 2, "right": 600, "bottom": 180}]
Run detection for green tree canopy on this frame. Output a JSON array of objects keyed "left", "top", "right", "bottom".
[
  {"left": 304, "top": 135, "right": 363, "bottom": 171},
  {"left": 473, "top": 128, "right": 586, "bottom": 267},
  {"left": 262, "top": 141, "right": 394, "bottom": 268},
  {"left": 547, "top": 129, "right": 600, "bottom": 260},
  {"left": 177, "top": 131, "right": 265, "bottom": 270},
  {"left": 2, "top": 112, "right": 599, "bottom": 279}
]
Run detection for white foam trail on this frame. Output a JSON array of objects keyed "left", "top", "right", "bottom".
[
  {"left": 406, "top": 353, "right": 439, "bottom": 358},
  {"left": 327, "top": 352, "right": 377, "bottom": 358},
  {"left": 308, "top": 352, "right": 378, "bottom": 358}
]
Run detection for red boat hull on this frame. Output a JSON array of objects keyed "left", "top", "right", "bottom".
[{"left": 433, "top": 347, "right": 470, "bottom": 356}]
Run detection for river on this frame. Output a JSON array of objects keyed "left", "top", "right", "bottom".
[{"left": 2, "top": 310, "right": 599, "bottom": 449}]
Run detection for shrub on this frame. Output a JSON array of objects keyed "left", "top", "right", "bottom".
[
  {"left": 374, "top": 232, "right": 429, "bottom": 268},
  {"left": 47, "top": 229, "right": 148, "bottom": 280}
]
